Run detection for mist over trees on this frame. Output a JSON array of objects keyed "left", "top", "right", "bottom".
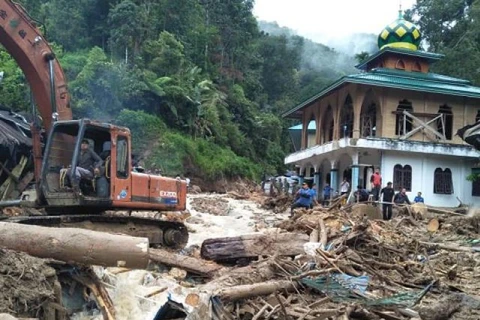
[{"left": 0, "top": 0, "right": 364, "bottom": 180}]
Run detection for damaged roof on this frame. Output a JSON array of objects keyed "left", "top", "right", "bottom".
[
  {"left": 283, "top": 68, "right": 480, "bottom": 119},
  {"left": 0, "top": 108, "right": 32, "bottom": 148}
]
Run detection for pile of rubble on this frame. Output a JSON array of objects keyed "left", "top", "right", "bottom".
[{"left": 0, "top": 192, "right": 479, "bottom": 319}]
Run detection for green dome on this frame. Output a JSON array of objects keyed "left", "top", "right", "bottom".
[{"left": 378, "top": 12, "right": 421, "bottom": 51}]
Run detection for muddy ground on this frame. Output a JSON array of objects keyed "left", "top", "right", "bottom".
[
  {"left": 0, "top": 190, "right": 479, "bottom": 319},
  {"left": 0, "top": 249, "right": 56, "bottom": 317}
]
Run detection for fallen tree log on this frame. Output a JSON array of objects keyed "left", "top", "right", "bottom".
[
  {"left": 426, "top": 206, "right": 465, "bottom": 216},
  {"left": 149, "top": 248, "right": 223, "bottom": 276},
  {"left": 201, "top": 233, "right": 309, "bottom": 261},
  {"left": 215, "top": 280, "right": 296, "bottom": 301},
  {"left": 0, "top": 222, "right": 149, "bottom": 268}
]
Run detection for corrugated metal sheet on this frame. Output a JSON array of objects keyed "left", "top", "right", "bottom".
[{"left": 0, "top": 109, "right": 32, "bottom": 148}]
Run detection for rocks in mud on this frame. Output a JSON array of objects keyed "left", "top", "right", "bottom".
[{"left": 190, "top": 197, "right": 231, "bottom": 216}]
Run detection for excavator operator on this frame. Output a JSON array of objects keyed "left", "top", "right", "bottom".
[{"left": 67, "top": 139, "right": 103, "bottom": 193}]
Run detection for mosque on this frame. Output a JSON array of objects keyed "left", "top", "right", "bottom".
[{"left": 283, "top": 10, "right": 480, "bottom": 206}]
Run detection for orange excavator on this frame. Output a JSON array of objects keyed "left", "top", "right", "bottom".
[{"left": 0, "top": 0, "right": 188, "bottom": 248}]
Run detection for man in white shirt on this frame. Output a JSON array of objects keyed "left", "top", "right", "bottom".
[{"left": 340, "top": 178, "right": 350, "bottom": 196}]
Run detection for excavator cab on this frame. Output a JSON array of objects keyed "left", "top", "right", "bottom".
[
  {"left": 39, "top": 118, "right": 187, "bottom": 213},
  {"left": 40, "top": 119, "right": 119, "bottom": 209}
]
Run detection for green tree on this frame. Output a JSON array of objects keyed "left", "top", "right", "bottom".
[{"left": 0, "top": 49, "right": 28, "bottom": 111}]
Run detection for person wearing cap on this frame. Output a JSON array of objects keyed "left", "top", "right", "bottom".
[
  {"left": 380, "top": 182, "right": 395, "bottom": 220},
  {"left": 290, "top": 182, "right": 312, "bottom": 217},
  {"left": 67, "top": 139, "right": 103, "bottom": 193}
]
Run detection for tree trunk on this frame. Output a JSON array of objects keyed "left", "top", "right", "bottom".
[
  {"left": 201, "top": 233, "right": 309, "bottom": 261},
  {"left": 149, "top": 248, "right": 223, "bottom": 277},
  {"left": 215, "top": 280, "right": 296, "bottom": 301},
  {"left": 0, "top": 222, "right": 149, "bottom": 268}
]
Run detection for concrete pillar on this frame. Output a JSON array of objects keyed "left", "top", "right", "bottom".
[
  {"left": 351, "top": 152, "right": 360, "bottom": 188},
  {"left": 298, "top": 166, "right": 305, "bottom": 185},
  {"left": 314, "top": 171, "right": 321, "bottom": 200},
  {"left": 330, "top": 169, "right": 339, "bottom": 197},
  {"left": 351, "top": 165, "right": 360, "bottom": 189}
]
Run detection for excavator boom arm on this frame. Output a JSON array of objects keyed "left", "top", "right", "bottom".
[{"left": 0, "top": 0, "right": 71, "bottom": 127}]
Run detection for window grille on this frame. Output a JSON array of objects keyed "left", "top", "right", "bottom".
[
  {"left": 393, "top": 164, "right": 412, "bottom": 191},
  {"left": 434, "top": 168, "right": 453, "bottom": 194}
]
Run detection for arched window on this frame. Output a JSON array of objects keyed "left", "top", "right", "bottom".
[
  {"left": 393, "top": 164, "right": 412, "bottom": 191},
  {"left": 361, "top": 102, "right": 377, "bottom": 137},
  {"left": 395, "top": 100, "right": 413, "bottom": 136},
  {"left": 322, "top": 105, "right": 334, "bottom": 143},
  {"left": 395, "top": 60, "right": 406, "bottom": 70},
  {"left": 339, "top": 95, "right": 354, "bottom": 138},
  {"left": 412, "top": 61, "right": 422, "bottom": 72},
  {"left": 437, "top": 105, "right": 453, "bottom": 140},
  {"left": 328, "top": 119, "right": 334, "bottom": 141},
  {"left": 307, "top": 115, "right": 316, "bottom": 148},
  {"left": 434, "top": 168, "right": 453, "bottom": 194}
]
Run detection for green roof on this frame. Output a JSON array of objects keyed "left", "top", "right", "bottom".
[
  {"left": 283, "top": 68, "right": 480, "bottom": 118},
  {"left": 355, "top": 47, "right": 444, "bottom": 71}
]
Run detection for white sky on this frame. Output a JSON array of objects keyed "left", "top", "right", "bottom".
[{"left": 253, "top": 0, "right": 416, "bottom": 40}]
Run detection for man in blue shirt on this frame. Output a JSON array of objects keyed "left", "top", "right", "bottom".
[
  {"left": 290, "top": 182, "right": 312, "bottom": 217},
  {"left": 414, "top": 192, "right": 424, "bottom": 203},
  {"left": 322, "top": 183, "right": 333, "bottom": 206},
  {"left": 309, "top": 183, "right": 318, "bottom": 208}
]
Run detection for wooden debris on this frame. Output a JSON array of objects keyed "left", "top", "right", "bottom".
[
  {"left": 201, "top": 233, "right": 309, "bottom": 261},
  {"left": 150, "top": 248, "right": 223, "bottom": 276},
  {"left": 227, "top": 191, "right": 249, "bottom": 200},
  {"left": 427, "top": 206, "right": 465, "bottom": 216},
  {"left": 71, "top": 267, "right": 115, "bottom": 320},
  {"left": 327, "top": 194, "right": 347, "bottom": 211},
  {"left": 215, "top": 280, "right": 296, "bottom": 301},
  {"left": 427, "top": 218, "right": 440, "bottom": 232},
  {"left": 419, "top": 241, "right": 479, "bottom": 253}
]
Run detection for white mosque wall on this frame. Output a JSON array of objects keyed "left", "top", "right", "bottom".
[{"left": 382, "top": 151, "right": 480, "bottom": 207}]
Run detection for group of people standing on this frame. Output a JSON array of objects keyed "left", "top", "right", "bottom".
[
  {"left": 288, "top": 168, "right": 426, "bottom": 221},
  {"left": 365, "top": 169, "right": 424, "bottom": 221}
]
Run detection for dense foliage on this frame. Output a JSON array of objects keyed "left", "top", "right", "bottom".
[
  {"left": 0, "top": 0, "right": 354, "bottom": 180},
  {"left": 407, "top": 0, "right": 480, "bottom": 85}
]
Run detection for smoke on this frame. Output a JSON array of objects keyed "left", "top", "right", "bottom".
[
  {"left": 303, "top": 31, "right": 378, "bottom": 56},
  {"left": 258, "top": 21, "right": 360, "bottom": 81}
]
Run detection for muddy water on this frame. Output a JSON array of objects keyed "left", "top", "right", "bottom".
[{"left": 185, "top": 193, "right": 288, "bottom": 247}]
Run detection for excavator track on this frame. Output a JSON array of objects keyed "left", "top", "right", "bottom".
[{"left": 2, "top": 214, "right": 189, "bottom": 249}]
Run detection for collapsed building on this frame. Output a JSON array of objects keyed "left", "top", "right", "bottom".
[{"left": 0, "top": 107, "right": 34, "bottom": 200}]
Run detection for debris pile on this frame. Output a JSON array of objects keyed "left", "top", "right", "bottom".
[
  {"left": 193, "top": 199, "right": 479, "bottom": 319},
  {"left": 0, "top": 192, "right": 478, "bottom": 319}
]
